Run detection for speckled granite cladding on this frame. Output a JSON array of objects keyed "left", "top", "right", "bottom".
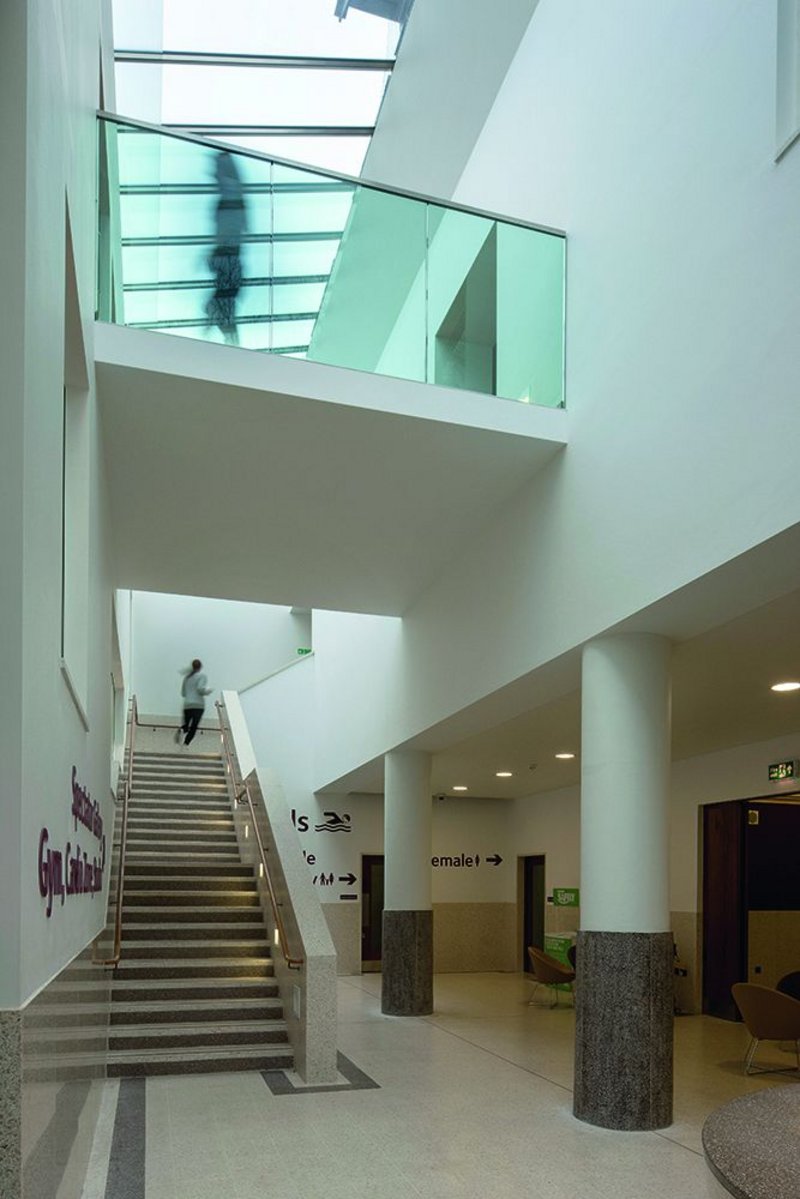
[
  {"left": 703, "top": 1087, "right": 800, "bottom": 1199},
  {"left": 381, "top": 911, "right": 433, "bottom": 1016},
  {"left": 574, "top": 931, "right": 673, "bottom": 1130},
  {"left": 321, "top": 903, "right": 361, "bottom": 975},
  {"left": 0, "top": 1011, "right": 23, "bottom": 1199}
]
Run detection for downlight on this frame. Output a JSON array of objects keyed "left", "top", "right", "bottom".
[
  {"left": 771, "top": 681, "right": 800, "bottom": 692},
  {"left": 555, "top": 752, "right": 576, "bottom": 760}
]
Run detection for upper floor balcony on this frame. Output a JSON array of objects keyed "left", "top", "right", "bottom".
[{"left": 97, "top": 113, "right": 565, "bottom": 409}]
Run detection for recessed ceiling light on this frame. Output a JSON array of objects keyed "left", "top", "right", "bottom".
[
  {"left": 496, "top": 771, "right": 513, "bottom": 778},
  {"left": 452, "top": 785, "right": 468, "bottom": 791},
  {"left": 771, "top": 681, "right": 800, "bottom": 693},
  {"left": 555, "top": 752, "right": 575, "bottom": 760}
]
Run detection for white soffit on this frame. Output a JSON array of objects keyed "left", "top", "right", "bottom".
[{"left": 95, "top": 323, "right": 566, "bottom": 615}]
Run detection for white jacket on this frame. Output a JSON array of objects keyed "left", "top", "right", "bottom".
[{"left": 181, "top": 670, "right": 211, "bottom": 709}]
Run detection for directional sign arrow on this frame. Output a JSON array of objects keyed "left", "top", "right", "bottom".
[
  {"left": 486, "top": 854, "right": 503, "bottom": 866},
  {"left": 338, "top": 873, "right": 357, "bottom": 886}
]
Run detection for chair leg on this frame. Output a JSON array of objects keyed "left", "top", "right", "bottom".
[
  {"left": 744, "top": 1037, "right": 759, "bottom": 1075},
  {"left": 527, "top": 982, "right": 541, "bottom": 1006}
]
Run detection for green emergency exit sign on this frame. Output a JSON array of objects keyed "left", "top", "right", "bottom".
[
  {"left": 552, "top": 887, "right": 579, "bottom": 907},
  {"left": 768, "top": 759, "right": 799, "bottom": 781}
]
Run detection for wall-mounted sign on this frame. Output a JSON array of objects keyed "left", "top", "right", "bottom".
[
  {"left": 296, "top": 647, "right": 312, "bottom": 656},
  {"left": 38, "top": 768, "right": 106, "bottom": 918},
  {"left": 768, "top": 759, "right": 799, "bottom": 781},
  {"left": 552, "top": 887, "right": 579, "bottom": 907},
  {"left": 431, "top": 852, "right": 503, "bottom": 868}
]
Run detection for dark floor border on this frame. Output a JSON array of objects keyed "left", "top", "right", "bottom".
[
  {"left": 104, "top": 1078, "right": 145, "bottom": 1199},
  {"left": 262, "top": 1051, "right": 379, "bottom": 1096}
]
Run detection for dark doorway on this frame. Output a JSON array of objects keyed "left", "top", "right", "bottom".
[
  {"left": 702, "top": 802, "right": 746, "bottom": 1020},
  {"left": 522, "top": 854, "right": 546, "bottom": 970},
  {"left": 361, "top": 854, "right": 384, "bottom": 971},
  {"left": 702, "top": 794, "right": 800, "bottom": 1020}
]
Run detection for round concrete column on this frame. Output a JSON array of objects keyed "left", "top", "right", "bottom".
[
  {"left": 574, "top": 633, "right": 673, "bottom": 1130},
  {"left": 382, "top": 749, "right": 433, "bottom": 1016}
]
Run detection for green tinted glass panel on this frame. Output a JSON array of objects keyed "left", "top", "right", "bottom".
[{"left": 100, "top": 117, "right": 565, "bottom": 400}]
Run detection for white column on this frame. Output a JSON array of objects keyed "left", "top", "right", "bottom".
[
  {"left": 384, "top": 749, "right": 432, "bottom": 911},
  {"left": 581, "top": 633, "right": 671, "bottom": 932},
  {"left": 575, "top": 633, "right": 674, "bottom": 1130}
]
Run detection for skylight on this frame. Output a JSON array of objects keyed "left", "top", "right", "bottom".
[{"left": 111, "top": 0, "right": 408, "bottom": 175}]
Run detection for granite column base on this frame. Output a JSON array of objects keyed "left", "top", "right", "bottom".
[
  {"left": 381, "top": 910, "right": 433, "bottom": 1016},
  {"left": 0, "top": 1012, "right": 22, "bottom": 1199},
  {"left": 573, "top": 930, "right": 673, "bottom": 1130}
]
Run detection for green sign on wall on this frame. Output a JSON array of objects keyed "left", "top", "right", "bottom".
[{"left": 552, "top": 887, "right": 579, "bottom": 907}]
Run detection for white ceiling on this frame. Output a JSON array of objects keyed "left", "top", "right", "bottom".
[
  {"left": 438, "top": 586, "right": 800, "bottom": 796},
  {"left": 96, "top": 323, "right": 566, "bottom": 615},
  {"left": 332, "top": 584, "right": 800, "bottom": 799}
]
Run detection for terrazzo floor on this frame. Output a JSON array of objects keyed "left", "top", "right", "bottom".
[{"left": 80, "top": 972, "right": 800, "bottom": 1199}]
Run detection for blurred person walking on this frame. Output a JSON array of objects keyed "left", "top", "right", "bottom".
[
  {"left": 206, "top": 150, "right": 247, "bottom": 344},
  {"left": 176, "top": 659, "right": 212, "bottom": 746}
]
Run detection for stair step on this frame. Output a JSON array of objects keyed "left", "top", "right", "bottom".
[
  {"left": 125, "top": 847, "right": 240, "bottom": 858},
  {"left": 113, "top": 978, "right": 279, "bottom": 1002},
  {"left": 125, "top": 868, "right": 251, "bottom": 877},
  {"left": 132, "top": 752, "right": 222, "bottom": 763},
  {"left": 127, "top": 833, "right": 237, "bottom": 845},
  {"left": 106, "top": 1043, "right": 293, "bottom": 1077},
  {"left": 109, "top": 1020, "right": 289, "bottom": 1051},
  {"left": 122, "top": 911, "right": 262, "bottom": 930},
  {"left": 129, "top": 784, "right": 228, "bottom": 794},
  {"left": 121, "top": 940, "right": 270, "bottom": 959},
  {"left": 121, "top": 907, "right": 263, "bottom": 924},
  {"left": 111, "top": 997, "right": 283, "bottom": 1024},
  {"left": 114, "top": 957, "right": 273, "bottom": 979},
  {"left": 124, "top": 890, "right": 258, "bottom": 906},
  {"left": 126, "top": 815, "right": 234, "bottom": 828},
  {"left": 124, "top": 858, "right": 243, "bottom": 868},
  {"left": 127, "top": 803, "right": 233, "bottom": 816},
  {"left": 122, "top": 877, "right": 257, "bottom": 892}
]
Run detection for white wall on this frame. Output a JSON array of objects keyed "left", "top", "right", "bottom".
[
  {"left": 239, "top": 653, "right": 317, "bottom": 815},
  {"left": 509, "top": 731, "right": 800, "bottom": 926},
  {"left": 670, "top": 732, "right": 800, "bottom": 913},
  {"left": 0, "top": 0, "right": 119, "bottom": 1008},
  {"left": 129, "top": 590, "right": 310, "bottom": 715},
  {"left": 311, "top": 0, "right": 800, "bottom": 794}
]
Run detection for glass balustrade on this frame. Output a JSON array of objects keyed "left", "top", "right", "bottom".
[{"left": 98, "top": 114, "right": 565, "bottom": 407}]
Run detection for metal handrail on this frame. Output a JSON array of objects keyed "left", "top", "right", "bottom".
[
  {"left": 215, "top": 699, "right": 303, "bottom": 970},
  {"left": 96, "top": 109, "right": 567, "bottom": 238},
  {"left": 94, "top": 694, "right": 137, "bottom": 967}
]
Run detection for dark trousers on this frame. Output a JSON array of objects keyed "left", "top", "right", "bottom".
[{"left": 182, "top": 707, "right": 203, "bottom": 745}]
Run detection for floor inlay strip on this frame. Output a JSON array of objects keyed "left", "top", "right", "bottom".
[
  {"left": 104, "top": 1078, "right": 145, "bottom": 1199},
  {"left": 262, "top": 1051, "right": 379, "bottom": 1095}
]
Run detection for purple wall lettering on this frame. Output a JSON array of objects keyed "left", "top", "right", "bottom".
[
  {"left": 71, "top": 766, "right": 104, "bottom": 841},
  {"left": 38, "top": 770, "right": 107, "bottom": 918}
]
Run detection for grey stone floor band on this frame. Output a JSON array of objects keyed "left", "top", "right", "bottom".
[
  {"left": 104, "top": 1077, "right": 145, "bottom": 1199},
  {"left": 381, "top": 910, "right": 433, "bottom": 1016},
  {"left": 573, "top": 930, "right": 673, "bottom": 1130}
]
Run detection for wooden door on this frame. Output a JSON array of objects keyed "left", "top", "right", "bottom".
[{"left": 702, "top": 801, "right": 746, "bottom": 1020}]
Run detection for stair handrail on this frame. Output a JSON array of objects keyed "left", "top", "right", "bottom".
[
  {"left": 96, "top": 109, "right": 565, "bottom": 238},
  {"left": 215, "top": 699, "right": 304, "bottom": 970},
  {"left": 94, "top": 693, "right": 137, "bottom": 967}
]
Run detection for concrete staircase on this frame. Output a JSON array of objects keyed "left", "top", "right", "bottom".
[{"left": 108, "top": 749, "right": 293, "bottom": 1077}]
